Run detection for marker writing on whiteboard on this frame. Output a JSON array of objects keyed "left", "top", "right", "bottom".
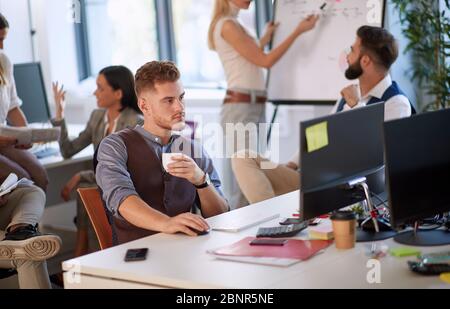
[{"left": 320, "top": 3, "right": 327, "bottom": 10}]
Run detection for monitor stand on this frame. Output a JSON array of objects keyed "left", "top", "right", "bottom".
[
  {"left": 357, "top": 218, "right": 397, "bottom": 242},
  {"left": 394, "top": 222, "right": 450, "bottom": 246},
  {"left": 353, "top": 181, "right": 397, "bottom": 242}
]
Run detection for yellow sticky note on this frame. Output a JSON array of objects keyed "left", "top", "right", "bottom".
[
  {"left": 389, "top": 247, "right": 421, "bottom": 257},
  {"left": 440, "top": 273, "right": 450, "bottom": 284},
  {"left": 306, "top": 121, "right": 329, "bottom": 153}
]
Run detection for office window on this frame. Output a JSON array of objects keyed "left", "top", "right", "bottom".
[
  {"left": 171, "top": 0, "right": 256, "bottom": 88},
  {"left": 84, "top": 0, "right": 158, "bottom": 75}
]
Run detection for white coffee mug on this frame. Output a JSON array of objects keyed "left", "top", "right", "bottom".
[{"left": 162, "top": 153, "right": 183, "bottom": 171}]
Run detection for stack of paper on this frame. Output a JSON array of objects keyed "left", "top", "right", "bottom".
[
  {"left": 308, "top": 223, "right": 334, "bottom": 240},
  {"left": 0, "top": 125, "right": 60, "bottom": 145},
  {"left": 0, "top": 173, "right": 33, "bottom": 197}
]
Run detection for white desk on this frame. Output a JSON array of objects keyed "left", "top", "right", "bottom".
[
  {"left": 62, "top": 191, "right": 450, "bottom": 289},
  {"left": 39, "top": 142, "right": 93, "bottom": 170},
  {"left": 37, "top": 124, "right": 94, "bottom": 206}
]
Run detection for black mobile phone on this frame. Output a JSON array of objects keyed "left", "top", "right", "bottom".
[
  {"left": 249, "top": 239, "right": 287, "bottom": 246},
  {"left": 124, "top": 248, "right": 148, "bottom": 262}
]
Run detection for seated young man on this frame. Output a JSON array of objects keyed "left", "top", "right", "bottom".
[
  {"left": 96, "top": 61, "right": 228, "bottom": 245},
  {"left": 232, "top": 25, "right": 414, "bottom": 205},
  {"left": 0, "top": 176, "right": 61, "bottom": 289}
]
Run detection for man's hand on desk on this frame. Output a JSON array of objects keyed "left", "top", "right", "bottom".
[
  {"left": 161, "top": 213, "right": 210, "bottom": 237},
  {"left": 61, "top": 173, "right": 81, "bottom": 201}
]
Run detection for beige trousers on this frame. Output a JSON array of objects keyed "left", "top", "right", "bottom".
[
  {"left": 231, "top": 152, "right": 300, "bottom": 204},
  {"left": 0, "top": 186, "right": 51, "bottom": 289}
]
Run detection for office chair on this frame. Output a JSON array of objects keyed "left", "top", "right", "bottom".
[{"left": 77, "top": 187, "right": 113, "bottom": 250}]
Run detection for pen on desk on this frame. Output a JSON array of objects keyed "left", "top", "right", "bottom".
[{"left": 320, "top": 2, "right": 327, "bottom": 11}]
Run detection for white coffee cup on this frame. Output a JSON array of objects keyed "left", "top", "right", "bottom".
[{"left": 162, "top": 153, "right": 183, "bottom": 171}]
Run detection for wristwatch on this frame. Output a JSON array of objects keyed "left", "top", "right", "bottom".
[{"left": 194, "top": 172, "right": 211, "bottom": 189}]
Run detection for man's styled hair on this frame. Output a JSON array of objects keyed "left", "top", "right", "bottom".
[
  {"left": 357, "top": 25, "right": 398, "bottom": 71},
  {"left": 135, "top": 61, "right": 180, "bottom": 95}
]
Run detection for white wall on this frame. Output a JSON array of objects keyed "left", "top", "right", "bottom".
[
  {"left": 0, "top": 0, "right": 33, "bottom": 63},
  {"left": 1, "top": 0, "right": 81, "bottom": 120},
  {"left": 33, "top": 0, "right": 79, "bottom": 88},
  {"left": 31, "top": 0, "right": 79, "bottom": 115}
]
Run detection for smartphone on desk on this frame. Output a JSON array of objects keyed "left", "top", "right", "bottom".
[
  {"left": 124, "top": 248, "right": 148, "bottom": 262},
  {"left": 249, "top": 239, "right": 287, "bottom": 246}
]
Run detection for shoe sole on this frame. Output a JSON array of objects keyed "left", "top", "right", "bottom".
[{"left": 0, "top": 234, "right": 62, "bottom": 261}]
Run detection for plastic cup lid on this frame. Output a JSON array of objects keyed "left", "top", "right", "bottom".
[{"left": 330, "top": 210, "right": 356, "bottom": 221}]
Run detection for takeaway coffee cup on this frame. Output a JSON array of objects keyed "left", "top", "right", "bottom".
[{"left": 330, "top": 210, "right": 357, "bottom": 249}]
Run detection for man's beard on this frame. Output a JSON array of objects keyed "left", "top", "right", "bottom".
[{"left": 345, "top": 57, "right": 363, "bottom": 80}]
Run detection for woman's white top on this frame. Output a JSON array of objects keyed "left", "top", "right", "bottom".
[
  {"left": 213, "top": 7, "right": 266, "bottom": 92},
  {"left": 0, "top": 51, "right": 22, "bottom": 124}
]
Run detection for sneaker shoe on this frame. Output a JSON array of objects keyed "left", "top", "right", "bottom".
[{"left": 0, "top": 225, "right": 61, "bottom": 261}]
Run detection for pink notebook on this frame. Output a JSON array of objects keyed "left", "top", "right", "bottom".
[{"left": 212, "top": 237, "right": 333, "bottom": 261}]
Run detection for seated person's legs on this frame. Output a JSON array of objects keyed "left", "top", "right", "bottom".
[
  {"left": 0, "top": 186, "right": 61, "bottom": 260},
  {"left": 232, "top": 150, "right": 300, "bottom": 204},
  {"left": 0, "top": 186, "right": 61, "bottom": 289},
  {"left": 0, "top": 257, "right": 52, "bottom": 289},
  {"left": 0, "top": 153, "right": 31, "bottom": 183},
  {"left": 0, "top": 147, "right": 49, "bottom": 191}
]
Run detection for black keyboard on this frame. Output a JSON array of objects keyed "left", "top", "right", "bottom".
[{"left": 256, "top": 221, "right": 309, "bottom": 238}]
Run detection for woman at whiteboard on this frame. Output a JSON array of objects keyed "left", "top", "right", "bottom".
[{"left": 208, "top": 0, "right": 318, "bottom": 208}]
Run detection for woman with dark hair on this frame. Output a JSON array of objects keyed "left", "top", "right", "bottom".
[
  {"left": 52, "top": 65, "right": 143, "bottom": 256},
  {"left": 208, "top": 0, "right": 318, "bottom": 208}
]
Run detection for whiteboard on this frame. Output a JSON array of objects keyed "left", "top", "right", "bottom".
[{"left": 267, "top": 0, "right": 385, "bottom": 103}]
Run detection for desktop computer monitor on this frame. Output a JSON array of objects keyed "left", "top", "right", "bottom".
[
  {"left": 13, "top": 62, "right": 51, "bottom": 124},
  {"left": 300, "top": 103, "right": 385, "bottom": 221},
  {"left": 384, "top": 108, "right": 450, "bottom": 246}
]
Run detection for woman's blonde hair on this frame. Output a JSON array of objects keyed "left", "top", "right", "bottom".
[
  {"left": 0, "top": 62, "right": 7, "bottom": 86},
  {"left": 208, "top": 0, "right": 232, "bottom": 50}
]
